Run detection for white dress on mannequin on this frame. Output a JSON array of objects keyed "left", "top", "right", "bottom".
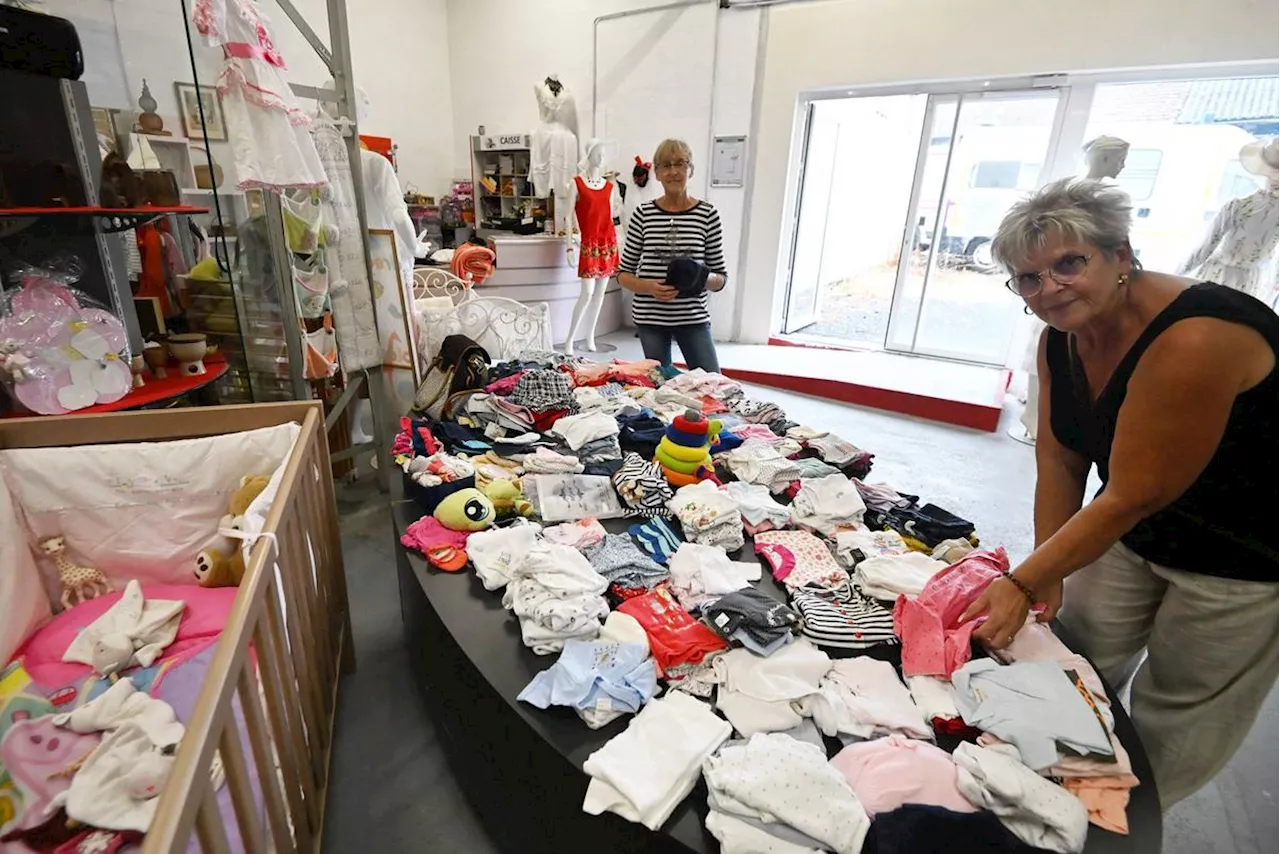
[
  {"left": 530, "top": 79, "right": 579, "bottom": 201},
  {"left": 1177, "top": 186, "right": 1280, "bottom": 299}
]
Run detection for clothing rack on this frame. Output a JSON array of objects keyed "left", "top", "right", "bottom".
[{"left": 257, "top": 0, "right": 393, "bottom": 486}]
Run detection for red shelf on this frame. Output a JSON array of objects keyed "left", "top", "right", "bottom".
[
  {"left": 0, "top": 205, "right": 211, "bottom": 235},
  {"left": 0, "top": 205, "right": 210, "bottom": 216},
  {"left": 2, "top": 354, "right": 229, "bottom": 418}
]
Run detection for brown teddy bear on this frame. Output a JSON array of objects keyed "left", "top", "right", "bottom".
[{"left": 193, "top": 475, "right": 270, "bottom": 588}]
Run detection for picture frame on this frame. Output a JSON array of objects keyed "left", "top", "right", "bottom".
[
  {"left": 174, "top": 83, "right": 227, "bottom": 141},
  {"left": 89, "top": 107, "right": 118, "bottom": 154},
  {"left": 367, "top": 228, "right": 420, "bottom": 376}
]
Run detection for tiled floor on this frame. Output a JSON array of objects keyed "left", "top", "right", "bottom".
[{"left": 321, "top": 346, "right": 1277, "bottom": 853}]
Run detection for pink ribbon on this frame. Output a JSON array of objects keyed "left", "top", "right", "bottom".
[{"left": 223, "top": 41, "right": 286, "bottom": 69}]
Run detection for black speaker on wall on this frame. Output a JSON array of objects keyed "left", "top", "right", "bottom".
[{"left": 0, "top": 5, "right": 84, "bottom": 80}]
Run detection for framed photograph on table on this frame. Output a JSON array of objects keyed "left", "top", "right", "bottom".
[{"left": 174, "top": 83, "right": 227, "bottom": 141}]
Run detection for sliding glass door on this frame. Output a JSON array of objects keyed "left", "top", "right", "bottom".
[
  {"left": 783, "top": 86, "right": 1062, "bottom": 364},
  {"left": 886, "top": 90, "right": 1063, "bottom": 362}
]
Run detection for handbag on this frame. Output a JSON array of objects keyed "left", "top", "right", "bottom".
[{"left": 411, "top": 334, "right": 491, "bottom": 419}]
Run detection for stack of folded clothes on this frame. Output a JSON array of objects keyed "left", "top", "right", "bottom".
[
  {"left": 667, "top": 480, "right": 745, "bottom": 552},
  {"left": 702, "top": 586, "right": 800, "bottom": 656},
  {"left": 502, "top": 541, "right": 609, "bottom": 654}
]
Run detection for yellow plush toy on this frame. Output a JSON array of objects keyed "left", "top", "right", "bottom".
[
  {"left": 434, "top": 487, "right": 497, "bottom": 532},
  {"left": 483, "top": 479, "right": 533, "bottom": 518},
  {"left": 194, "top": 475, "right": 271, "bottom": 588}
]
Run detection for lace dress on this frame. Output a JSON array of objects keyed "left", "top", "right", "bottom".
[
  {"left": 191, "top": 0, "right": 327, "bottom": 191},
  {"left": 530, "top": 83, "right": 579, "bottom": 199},
  {"left": 1178, "top": 186, "right": 1279, "bottom": 298}
]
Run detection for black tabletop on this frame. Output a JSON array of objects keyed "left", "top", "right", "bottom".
[{"left": 393, "top": 500, "right": 1162, "bottom": 853}]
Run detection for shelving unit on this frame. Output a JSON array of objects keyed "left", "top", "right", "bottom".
[{"left": 471, "top": 134, "right": 553, "bottom": 234}]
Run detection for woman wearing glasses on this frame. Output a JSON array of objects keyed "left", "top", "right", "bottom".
[
  {"left": 959, "top": 178, "right": 1277, "bottom": 808},
  {"left": 616, "top": 138, "right": 727, "bottom": 371}
]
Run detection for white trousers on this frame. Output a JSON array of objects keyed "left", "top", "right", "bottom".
[{"left": 1058, "top": 542, "right": 1278, "bottom": 808}]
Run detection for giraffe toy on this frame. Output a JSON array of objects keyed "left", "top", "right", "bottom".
[{"left": 39, "top": 535, "right": 113, "bottom": 610}]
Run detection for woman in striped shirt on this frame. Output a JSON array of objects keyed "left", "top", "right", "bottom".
[{"left": 617, "top": 138, "right": 727, "bottom": 372}]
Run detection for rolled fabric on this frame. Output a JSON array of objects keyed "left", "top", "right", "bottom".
[
  {"left": 452, "top": 243, "right": 496, "bottom": 285},
  {"left": 657, "top": 439, "right": 711, "bottom": 463}
]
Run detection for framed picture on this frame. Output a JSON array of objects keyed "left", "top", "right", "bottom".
[
  {"left": 368, "top": 228, "right": 422, "bottom": 412},
  {"left": 174, "top": 83, "right": 227, "bottom": 141},
  {"left": 90, "top": 107, "right": 118, "bottom": 154}
]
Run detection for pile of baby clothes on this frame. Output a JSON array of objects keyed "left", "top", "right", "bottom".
[
  {"left": 794, "top": 657, "right": 932, "bottom": 742},
  {"left": 722, "top": 481, "right": 792, "bottom": 535},
  {"left": 617, "top": 586, "right": 727, "bottom": 681},
  {"left": 789, "top": 473, "right": 867, "bottom": 536},
  {"left": 666, "top": 542, "right": 761, "bottom": 612},
  {"left": 790, "top": 580, "right": 899, "bottom": 652},
  {"left": 709, "top": 639, "right": 831, "bottom": 737},
  {"left": 584, "top": 533, "right": 670, "bottom": 603},
  {"left": 703, "top": 732, "right": 871, "bottom": 854},
  {"left": 518, "top": 638, "right": 657, "bottom": 729},
  {"left": 702, "top": 586, "right": 800, "bottom": 656},
  {"left": 582, "top": 691, "right": 731, "bottom": 830},
  {"left": 986, "top": 621, "right": 1140, "bottom": 835},
  {"left": 753, "top": 529, "right": 849, "bottom": 592},
  {"left": 611, "top": 452, "right": 674, "bottom": 519},
  {"left": 550, "top": 411, "right": 622, "bottom": 465},
  {"left": 720, "top": 439, "right": 802, "bottom": 494},
  {"left": 667, "top": 480, "right": 745, "bottom": 552},
  {"left": 894, "top": 547, "right": 1008, "bottom": 678},
  {"left": 501, "top": 541, "right": 609, "bottom": 654}
]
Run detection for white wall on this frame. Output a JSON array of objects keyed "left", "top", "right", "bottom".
[
  {"left": 737, "top": 0, "right": 1280, "bottom": 343},
  {"left": 445, "top": 0, "right": 763, "bottom": 339},
  {"left": 41, "top": 0, "right": 454, "bottom": 194}
]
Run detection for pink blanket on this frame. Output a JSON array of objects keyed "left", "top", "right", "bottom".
[{"left": 14, "top": 584, "right": 238, "bottom": 687}]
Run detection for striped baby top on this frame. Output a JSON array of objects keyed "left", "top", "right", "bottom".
[{"left": 619, "top": 199, "right": 727, "bottom": 327}]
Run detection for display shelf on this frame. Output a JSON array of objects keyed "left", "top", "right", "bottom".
[{"left": 1, "top": 354, "right": 229, "bottom": 418}]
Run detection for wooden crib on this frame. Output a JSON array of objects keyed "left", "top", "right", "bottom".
[{"left": 0, "top": 402, "right": 353, "bottom": 854}]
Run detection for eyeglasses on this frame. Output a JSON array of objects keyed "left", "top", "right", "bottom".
[
  {"left": 656, "top": 160, "right": 689, "bottom": 172},
  {"left": 1005, "top": 253, "right": 1092, "bottom": 297}
]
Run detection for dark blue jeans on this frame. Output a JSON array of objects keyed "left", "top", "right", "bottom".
[{"left": 636, "top": 322, "right": 720, "bottom": 373}]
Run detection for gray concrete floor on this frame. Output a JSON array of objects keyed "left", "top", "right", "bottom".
[{"left": 322, "top": 333, "right": 1277, "bottom": 853}]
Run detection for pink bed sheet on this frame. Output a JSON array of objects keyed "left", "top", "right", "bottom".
[{"left": 13, "top": 584, "right": 238, "bottom": 687}]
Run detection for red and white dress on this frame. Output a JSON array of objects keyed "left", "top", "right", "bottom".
[
  {"left": 192, "top": 0, "right": 326, "bottom": 191},
  {"left": 574, "top": 176, "right": 619, "bottom": 278}
]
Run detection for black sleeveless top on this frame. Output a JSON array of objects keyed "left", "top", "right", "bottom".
[{"left": 1046, "top": 283, "right": 1278, "bottom": 582}]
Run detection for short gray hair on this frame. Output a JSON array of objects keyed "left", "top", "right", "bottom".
[{"left": 991, "top": 178, "right": 1134, "bottom": 272}]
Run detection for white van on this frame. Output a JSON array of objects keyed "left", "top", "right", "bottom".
[{"left": 921, "top": 123, "right": 1262, "bottom": 273}]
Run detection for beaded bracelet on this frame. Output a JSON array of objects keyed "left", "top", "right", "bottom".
[{"left": 1003, "top": 571, "right": 1037, "bottom": 605}]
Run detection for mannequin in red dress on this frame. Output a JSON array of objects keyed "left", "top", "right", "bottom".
[{"left": 563, "top": 138, "right": 620, "bottom": 356}]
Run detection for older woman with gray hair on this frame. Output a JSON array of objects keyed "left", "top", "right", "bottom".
[{"left": 959, "top": 178, "right": 1277, "bottom": 808}]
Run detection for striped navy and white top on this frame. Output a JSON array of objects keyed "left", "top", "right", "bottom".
[{"left": 618, "top": 199, "right": 727, "bottom": 327}]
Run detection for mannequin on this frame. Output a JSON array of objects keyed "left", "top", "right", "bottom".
[
  {"left": 1178, "top": 137, "right": 1280, "bottom": 300},
  {"left": 1082, "top": 135, "right": 1130, "bottom": 180},
  {"left": 1009, "top": 136, "right": 1132, "bottom": 446},
  {"left": 563, "top": 138, "right": 620, "bottom": 356},
  {"left": 531, "top": 74, "right": 579, "bottom": 234}
]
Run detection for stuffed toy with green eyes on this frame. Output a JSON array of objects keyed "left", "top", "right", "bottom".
[{"left": 433, "top": 488, "right": 497, "bottom": 532}]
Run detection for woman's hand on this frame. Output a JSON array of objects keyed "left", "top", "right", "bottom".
[
  {"left": 644, "top": 280, "right": 678, "bottom": 301},
  {"left": 1037, "top": 579, "right": 1063, "bottom": 623},
  {"left": 959, "top": 577, "right": 1032, "bottom": 650}
]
